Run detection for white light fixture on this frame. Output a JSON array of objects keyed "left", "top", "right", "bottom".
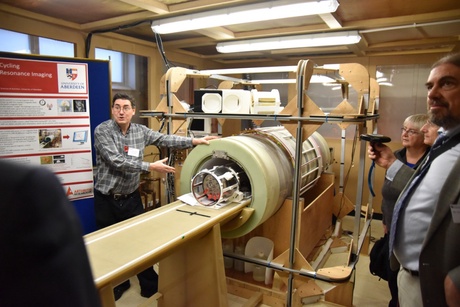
[
  {"left": 310, "top": 75, "right": 337, "bottom": 83},
  {"left": 151, "top": 0, "right": 339, "bottom": 34},
  {"left": 216, "top": 31, "right": 361, "bottom": 53}
]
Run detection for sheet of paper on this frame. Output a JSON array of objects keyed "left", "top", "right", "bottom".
[
  {"left": 178, "top": 193, "right": 251, "bottom": 210},
  {"left": 178, "top": 193, "right": 198, "bottom": 206}
]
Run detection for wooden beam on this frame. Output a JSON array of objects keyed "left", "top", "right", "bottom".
[
  {"left": 197, "top": 27, "right": 235, "bottom": 40},
  {"left": 118, "top": 0, "right": 169, "bottom": 14},
  {"left": 344, "top": 9, "right": 460, "bottom": 30},
  {"left": 163, "top": 37, "right": 217, "bottom": 48},
  {"left": 233, "top": 23, "right": 329, "bottom": 39},
  {"left": 367, "top": 37, "right": 459, "bottom": 50},
  {"left": 319, "top": 12, "right": 343, "bottom": 29},
  {"left": 346, "top": 36, "right": 368, "bottom": 57},
  {"left": 0, "top": 3, "right": 80, "bottom": 30},
  {"left": 80, "top": 11, "right": 155, "bottom": 31},
  {"left": 170, "top": 0, "right": 249, "bottom": 12},
  {"left": 366, "top": 47, "right": 455, "bottom": 57}
]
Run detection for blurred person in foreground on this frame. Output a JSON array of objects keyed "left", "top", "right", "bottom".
[{"left": 0, "top": 160, "right": 100, "bottom": 307}]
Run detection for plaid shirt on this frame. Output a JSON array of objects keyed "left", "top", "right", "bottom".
[{"left": 94, "top": 119, "right": 193, "bottom": 195}]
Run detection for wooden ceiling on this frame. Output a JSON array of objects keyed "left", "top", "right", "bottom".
[{"left": 1, "top": 0, "right": 459, "bottom": 65}]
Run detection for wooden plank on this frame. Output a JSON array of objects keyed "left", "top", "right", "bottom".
[
  {"left": 85, "top": 200, "right": 249, "bottom": 306},
  {"left": 158, "top": 224, "right": 228, "bottom": 307},
  {"left": 299, "top": 173, "right": 335, "bottom": 258},
  {"left": 324, "top": 274, "right": 355, "bottom": 306},
  {"left": 227, "top": 279, "right": 287, "bottom": 306},
  {"left": 242, "top": 292, "right": 263, "bottom": 307}
]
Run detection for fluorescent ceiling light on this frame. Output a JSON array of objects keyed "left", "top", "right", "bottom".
[
  {"left": 246, "top": 75, "right": 337, "bottom": 84},
  {"left": 151, "top": 0, "right": 339, "bottom": 34},
  {"left": 248, "top": 79, "right": 297, "bottom": 84},
  {"left": 200, "top": 66, "right": 298, "bottom": 75},
  {"left": 216, "top": 31, "right": 361, "bottom": 53}
]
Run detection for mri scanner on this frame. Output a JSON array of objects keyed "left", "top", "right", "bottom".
[{"left": 180, "top": 126, "right": 331, "bottom": 237}]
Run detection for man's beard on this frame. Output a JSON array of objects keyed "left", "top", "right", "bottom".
[{"left": 429, "top": 109, "right": 459, "bottom": 130}]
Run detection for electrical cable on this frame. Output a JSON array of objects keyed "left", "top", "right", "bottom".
[
  {"left": 85, "top": 20, "right": 150, "bottom": 58},
  {"left": 84, "top": 19, "right": 175, "bottom": 73},
  {"left": 359, "top": 133, "right": 391, "bottom": 198},
  {"left": 166, "top": 150, "right": 176, "bottom": 202},
  {"left": 368, "top": 161, "right": 376, "bottom": 197},
  {"left": 153, "top": 30, "right": 175, "bottom": 70},
  {"left": 158, "top": 117, "right": 166, "bottom": 132}
]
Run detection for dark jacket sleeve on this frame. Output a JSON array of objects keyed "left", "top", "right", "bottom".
[{"left": 389, "top": 163, "right": 416, "bottom": 194}]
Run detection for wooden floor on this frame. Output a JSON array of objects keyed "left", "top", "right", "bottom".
[{"left": 116, "top": 216, "right": 390, "bottom": 307}]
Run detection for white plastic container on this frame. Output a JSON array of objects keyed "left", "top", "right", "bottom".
[{"left": 252, "top": 251, "right": 266, "bottom": 282}]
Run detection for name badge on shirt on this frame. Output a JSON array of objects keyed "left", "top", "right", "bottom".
[
  {"left": 127, "top": 147, "right": 140, "bottom": 157},
  {"left": 450, "top": 204, "right": 460, "bottom": 224}
]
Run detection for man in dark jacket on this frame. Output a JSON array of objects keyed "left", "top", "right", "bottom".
[{"left": 368, "top": 53, "right": 460, "bottom": 307}]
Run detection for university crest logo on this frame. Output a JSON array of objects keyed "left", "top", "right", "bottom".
[{"left": 66, "top": 68, "right": 78, "bottom": 80}]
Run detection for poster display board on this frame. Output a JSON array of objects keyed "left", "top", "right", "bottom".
[
  {"left": 0, "top": 52, "right": 110, "bottom": 233},
  {"left": 0, "top": 56, "right": 94, "bottom": 200}
]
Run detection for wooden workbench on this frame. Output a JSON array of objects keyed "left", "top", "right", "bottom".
[{"left": 85, "top": 199, "right": 250, "bottom": 307}]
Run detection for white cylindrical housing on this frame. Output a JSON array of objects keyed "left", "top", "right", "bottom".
[{"left": 180, "top": 126, "right": 330, "bottom": 238}]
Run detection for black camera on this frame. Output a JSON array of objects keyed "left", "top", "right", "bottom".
[{"left": 359, "top": 134, "right": 391, "bottom": 143}]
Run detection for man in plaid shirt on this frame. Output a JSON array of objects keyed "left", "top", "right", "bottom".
[{"left": 93, "top": 92, "right": 216, "bottom": 300}]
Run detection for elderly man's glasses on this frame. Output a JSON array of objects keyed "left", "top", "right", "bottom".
[
  {"left": 401, "top": 127, "right": 421, "bottom": 136},
  {"left": 113, "top": 105, "right": 132, "bottom": 112}
]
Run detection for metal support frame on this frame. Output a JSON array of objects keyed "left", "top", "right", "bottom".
[{"left": 148, "top": 61, "right": 376, "bottom": 306}]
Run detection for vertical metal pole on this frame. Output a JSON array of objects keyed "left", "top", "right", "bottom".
[
  {"left": 166, "top": 79, "right": 172, "bottom": 134},
  {"left": 286, "top": 60, "right": 306, "bottom": 307},
  {"left": 366, "top": 112, "right": 380, "bottom": 235},
  {"left": 339, "top": 129, "right": 346, "bottom": 195},
  {"left": 352, "top": 125, "right": 367, "bottom": 254},
  {"left": 166, "top": 79, "right": 173, "bottom": 204}
]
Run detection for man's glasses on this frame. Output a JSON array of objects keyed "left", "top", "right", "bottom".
[
  {"left": 401, "top": 127, "right": 421, "bottom": 136},
  {"left": 113, "top": 105, "right": 132, "bottom": 112}
]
